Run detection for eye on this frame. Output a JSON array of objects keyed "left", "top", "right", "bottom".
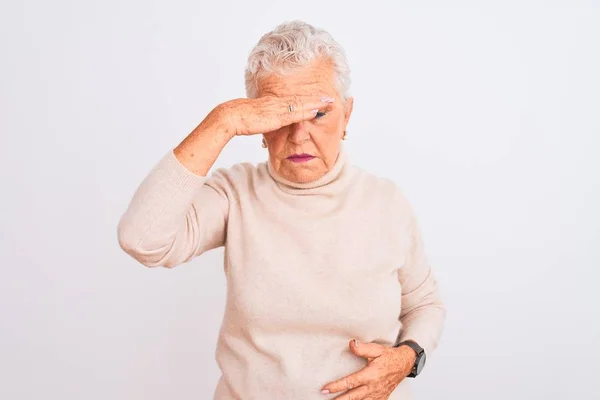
[{"left": 314, "top": 111, "right": 327, "bottom": 119}]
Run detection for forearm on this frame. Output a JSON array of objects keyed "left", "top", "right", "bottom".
[
  {"left": 398, "top": 276, "right": 446, "bottom": 356},
  {"left": 173, "top": 117, "right": 233, "bottom": 177}
]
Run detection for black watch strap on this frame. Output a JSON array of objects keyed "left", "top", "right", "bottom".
[
  {"left": 393, "top": 340, "right": 425, "bottom": 377},
  {"left": 395, "top": 340, "right": 422, "bottom": 355}
]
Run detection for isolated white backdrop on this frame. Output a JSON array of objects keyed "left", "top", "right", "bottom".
[{"left": 1, "top": 1, "right": 599, "bottom": 399}]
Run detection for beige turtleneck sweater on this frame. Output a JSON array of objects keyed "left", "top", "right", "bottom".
[{"left": 117, "top": 146, "right": 445, "bottom": 400}]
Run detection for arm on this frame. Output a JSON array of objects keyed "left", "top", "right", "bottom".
[
  {"left": 396, "top": 202, "right": 446, "bottom": 357},
  {"left": 320, "top": 195, "right": 446, "bottom": 397},
  {"left": 117, "top": 95, "right": 333, "bottom": 268},
  {"left": 117, "top": 124, "right": 232, "bottom": 268}
]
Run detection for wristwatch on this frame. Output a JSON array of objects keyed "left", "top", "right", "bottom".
[{"left": 393, "top": 340, "right": 426, "bottom": 378}]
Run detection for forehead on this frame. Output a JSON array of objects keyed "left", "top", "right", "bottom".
[{"left": 257, "top": 60, "right": 337, "bottom": 97}]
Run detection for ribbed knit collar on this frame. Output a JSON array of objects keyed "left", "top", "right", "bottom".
[{"left": 266, "top": 145, "right": 349, "bottom": 194}]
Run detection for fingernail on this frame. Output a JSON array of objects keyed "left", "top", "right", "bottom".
[
  {"left": 311, "top": 109, "right": 319, "bottom": 114},
  {"left": 321, "top": 389, "right": 330, "bottom": 394},
  {"left": 354, "top": 339, "right": 359, "bottom": 348},
  {"left": 321, "top": 97, "right": 335, "bottom": 103}
]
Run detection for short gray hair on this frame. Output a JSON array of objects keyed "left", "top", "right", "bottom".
[{"left": 244, "top": 20, "right": 351, "bottom": 99}]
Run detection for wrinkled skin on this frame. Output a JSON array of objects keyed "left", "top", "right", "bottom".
[
  {"left": 256, "top": 58, "right": 354, "bottom": 183},
  {"left": 321, "top": 339, "right": 417, "bottom": 400}
]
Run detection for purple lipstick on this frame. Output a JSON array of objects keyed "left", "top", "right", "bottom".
[{"left": 287, "top": 153, "right": 315, "bottom": 163}]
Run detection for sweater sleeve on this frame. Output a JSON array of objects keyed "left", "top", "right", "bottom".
[
  {"left": 117, "top": 150, "right": 230, "bottom": 268},
  {"left": 396, "top": 196, "right": 446, "bottom": 357}
]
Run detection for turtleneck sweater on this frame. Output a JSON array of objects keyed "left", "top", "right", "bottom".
[{"left": 117, "top": 145, "right": 446, "bottom": 400}]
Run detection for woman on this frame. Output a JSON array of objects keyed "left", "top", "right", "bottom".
[{"left": 118, "top": 20, "right": 445, "bottom": 400}]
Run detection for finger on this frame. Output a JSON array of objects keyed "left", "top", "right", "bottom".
[
  {"left": 284, "top": 94, "right": 335, "bottom": 115},
  {"left": 350, "top": 340, "right": 385, "bottom": 360},
  {"left": 329, "top": 384, "right": 369, "bottom": 400},
  {"left": 322, "top": 368, "right": 370, "bottom": 394},
  {"left": 279, "top": 95, "right": 335, "bottom": 125}
]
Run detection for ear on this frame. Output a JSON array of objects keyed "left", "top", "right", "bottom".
[{"left": 343, "top": 96, "right": 354, "bottom": 128}]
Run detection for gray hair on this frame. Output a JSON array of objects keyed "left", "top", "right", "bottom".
[{"left": 244, "top": 20, "right": 351, "bottom": 99}]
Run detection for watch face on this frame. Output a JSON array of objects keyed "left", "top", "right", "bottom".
[{"left": 415, "top": 352, "right": 426, "bottom": 374}]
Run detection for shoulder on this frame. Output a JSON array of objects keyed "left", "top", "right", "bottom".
[
  {"left": 350, "top": 165, "right": 404, "bottom": 202},
  {"left": 208, "top": 161, "right": 257, "bottom": 181},
  {"left": 350, "top": 165, "right": 415, "bottom": 223},
  {"left": 203, "top": 160, "right": 263, "bottom": 193}
]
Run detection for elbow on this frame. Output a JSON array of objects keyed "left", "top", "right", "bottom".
[
  {"left": 425, "top": 289, "right": 447, "bottom": 318},
  {"left": 429, "top": 283, "right": 447, "bottom": 320},
  {"left": 117, "top": 221, "right": 177, "bottom": 269},
  {"left": 403, "top": 297, "right": 445, "bottom": 320},
  {"left": 401, "top": 285, "right": 447, "bottom": 321},
  {"left": 117, "top": 220, "right": 136, "bottom": 253}
]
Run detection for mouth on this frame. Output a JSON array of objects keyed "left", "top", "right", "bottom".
[{"left": 287, "top": 153, "right": 316, "bottom": 163}]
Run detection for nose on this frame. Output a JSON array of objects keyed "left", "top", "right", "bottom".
[{"left": 288, "top": 121, "right": 310, "bottom": 144}]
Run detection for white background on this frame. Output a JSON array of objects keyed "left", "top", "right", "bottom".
[{"left": 1, "top": 1, "right": 599, "bottom": 399}]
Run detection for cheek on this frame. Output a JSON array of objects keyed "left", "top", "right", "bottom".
[
  {"left": 264, "top": 129, "right": 287, "bottom": 149},
  {"left": 308, "top": 129, "right": 339, "bottom": 153},
  {"left": 312, "top": 117, "right": 342, "bottom": 137},
  {"left": 263, "top": 127, "right": 283, "bottom": 139},
  {"left": 320, "top": 111, "right": 344, "bottom": 131}
]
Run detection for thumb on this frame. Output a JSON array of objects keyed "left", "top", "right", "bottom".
[{"left": 349, "top": 339, "right": 384, "bottom": 359}]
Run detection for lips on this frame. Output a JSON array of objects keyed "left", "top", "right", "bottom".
[{"left": 287, "top": 154, "right": 315, "bottom": 163}]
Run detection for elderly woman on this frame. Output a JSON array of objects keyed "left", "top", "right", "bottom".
[{"left": 118, "top": 20, "right": 445, "bottom": 400}]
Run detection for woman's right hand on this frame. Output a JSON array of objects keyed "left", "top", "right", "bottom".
[
  {"left": 207, "top": 95, "right": 335, "bottom": 138},
  {"left": 174, "top": 95, "right": 334, "bottom": 176}
]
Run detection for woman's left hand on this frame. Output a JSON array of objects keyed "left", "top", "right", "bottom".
[{"left": 320, "top": 339, "right": 416, "bottom": 399}]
